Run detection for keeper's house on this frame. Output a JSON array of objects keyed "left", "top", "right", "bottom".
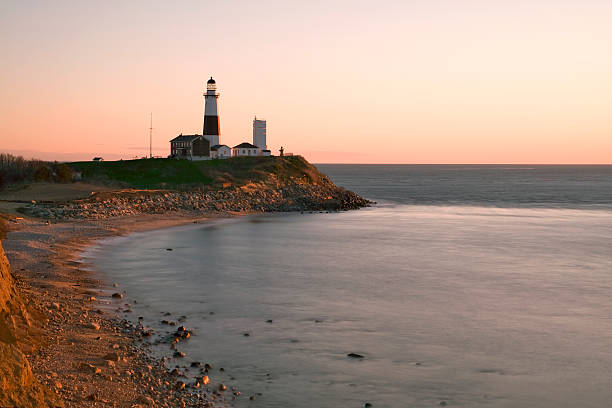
[
  {"left": 211, "top": 144, "right": 231, "bottom": 159},
  {"left": 170, "top": 134, "right": 210, "bottom": 160},
  {"left": 232, "top": 142, "right": 260, "bottom": 157}
]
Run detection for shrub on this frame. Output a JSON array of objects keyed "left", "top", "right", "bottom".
[
  {"left": 33, "top": 166, "right": 52, "bottom": 182},
  {"left": 55, "top": 163, "right": 72, "bottom": 183}
]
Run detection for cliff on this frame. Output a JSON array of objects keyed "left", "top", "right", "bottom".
[
  {"left": 0, "top": 224, "right": 57, "bottom": 407},
  {"left": 23, "top": 156, "right": 369, "bottom": 219}
]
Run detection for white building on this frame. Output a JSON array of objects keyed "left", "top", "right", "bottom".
[
  {"left": 253, "top": 117, "right": 267, "bottom": 150},
  {"left": 211, "top": 144, "right": 231, "bottom": 159},
  {"left": 232, "top": 142, "right": 260, "bottom": 157}
]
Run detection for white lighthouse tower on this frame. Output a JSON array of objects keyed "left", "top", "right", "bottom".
[{"left": 203, "top": 77, "right": 220, "bottom": 147}]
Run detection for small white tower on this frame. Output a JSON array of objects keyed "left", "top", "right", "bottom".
[
  {"left": 203, "top": 77, "right": 220, "bottom": 147},
  {"left": 253, "top": 116, "right": 267, "bottom": 150}
]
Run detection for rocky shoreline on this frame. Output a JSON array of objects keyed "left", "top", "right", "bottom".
[
  {"left": 3, "top": 214, "right": 257, "bottom": 407},
  {"left": 22, "top": 178, "right": 370, "bottom": 220}
]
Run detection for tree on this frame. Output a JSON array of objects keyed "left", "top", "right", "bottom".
[
  {"left": 34, "top": 166, "right": 52, "bottom": 182},
  {"left": 55, "top": 164, "right": 72, "bottom": 183}
]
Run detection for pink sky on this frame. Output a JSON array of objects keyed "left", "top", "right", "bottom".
[{"left": 1, "top": 1, "right": 611, "bottom": 163}]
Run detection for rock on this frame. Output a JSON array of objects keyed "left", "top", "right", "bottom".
[
  {"left": 79, "top": 362, "right": 101, "bottom": 374},
  {"left": 135, "top": 395, "right": 154, "bottom": 406},
  {"left": 440, "top": 402, "right": 447, "bottom": 406},
  {"left": 365, "top": 404, "right": 373, "bottom": 408},
  {"left": 175, "top": 381, "right": 185, "bottom": 390},
  {"left": 266, "top": 319, "right": 273, "bottom": 323},
  {"left": 201, "top": 375, "right": 210, "bottom": 385},
  {"left": 218, "top": 383, "right": 227, "bottom": 391},
  {"left": 204, "top": 363, "right": 213, "bottom": 370},
  {"left": 103, "top": 352, "right": 120, "bottom": 362},
  {"left": 166, "top": 248, "right": 173, "bottom": 251},
  {"left": 173, "top": 351, "right": 186, "bottom": 358},
  {"left": 169, "top": 368, "right": 183, "bottom": 376},
  {"left": 243, "top": 332, "right": 250, "bottom": 337},
  {"left": 88, "top": 322, "right": 101, "bottom": 330},
  {"left": 191, "top": 361, "right": 202, "bottom": 367},
  {"left": 111, "top": 293, "right": 124, "bottom": 299},
  {"left": 86, "top": 393, "right": 99, "bottom": 401},
  {"left": 51, "top": 302, "right": 60, "bottom": 310},
  {"left": 347, "top": 353, "right": 364, "bottom": 359}
]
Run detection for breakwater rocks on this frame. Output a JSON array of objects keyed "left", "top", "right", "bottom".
[{"left": 22, "top": 179, "right": 370, "bottom": 220}]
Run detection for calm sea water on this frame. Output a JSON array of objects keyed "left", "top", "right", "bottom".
[{"left": 84, "top": 165, "right": 612, "bottom": 408}]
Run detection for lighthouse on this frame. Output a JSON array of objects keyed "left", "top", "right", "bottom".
[{"left": 203, "top": 77, "right": 220, "bottom": 147}]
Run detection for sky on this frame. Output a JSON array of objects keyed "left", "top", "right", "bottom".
[{"left": 1, "top": 0, "right": 611, "bottom": 163}]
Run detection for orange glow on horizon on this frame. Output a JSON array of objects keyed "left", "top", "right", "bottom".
[{"left": 1, "top": 1, "right": 611, "bottom": 164}]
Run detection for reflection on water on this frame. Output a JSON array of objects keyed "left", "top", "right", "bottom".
[{"left": 85, "top": 205, "right": 612, "bottom": 408}]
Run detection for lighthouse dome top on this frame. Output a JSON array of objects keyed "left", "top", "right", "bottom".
[{"left": 206, "top": 77, "right": 217, "bottom": 92}]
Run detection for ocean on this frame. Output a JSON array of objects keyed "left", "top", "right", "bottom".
[{"left": 84, "top": 165, "right": 612, "bottom": 408}]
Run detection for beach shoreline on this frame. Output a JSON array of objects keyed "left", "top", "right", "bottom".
[{"left": 3, "top": 211, "right": 241, "bottom": 407}]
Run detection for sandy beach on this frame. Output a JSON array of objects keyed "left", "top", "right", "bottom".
[{"left": 2, "top": 211, "right": 236, "bottom": 407}]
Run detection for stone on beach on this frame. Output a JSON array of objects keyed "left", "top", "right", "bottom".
[
  {"left": 79, "top": 362, "right": 101, "bottom": 374},
  {"left": 347, "top": 353, "right": 365, "bottom": 359},
  {"left": 87, "top": 322, "right": 101, "bottom": 330},
  {"left": 103, "top": 352, "right": 120, "bottom": 362}
]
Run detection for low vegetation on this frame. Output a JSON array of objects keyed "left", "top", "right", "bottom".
[
  {"left": 70, "top": 155, "right": 323, "bottom": 190},
  {"left": 0, "top": 153, "right": 73, "bottom": 189}
]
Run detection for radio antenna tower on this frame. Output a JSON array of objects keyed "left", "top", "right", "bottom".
[{"left": 148, "top": 112, "right": 153, "bottom": 159}]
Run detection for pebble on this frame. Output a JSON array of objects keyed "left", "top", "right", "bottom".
[{"left": 103, "top": 352, "right": 120, "bottom": 362}]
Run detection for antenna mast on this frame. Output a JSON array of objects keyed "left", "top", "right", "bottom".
[{"left": 149, "top": 112, "right": 153, "bottom": 159}]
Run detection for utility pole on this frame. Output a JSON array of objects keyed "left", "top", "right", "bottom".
[{"left": 149, "top": 112, "right": 153, "bottom": 158}]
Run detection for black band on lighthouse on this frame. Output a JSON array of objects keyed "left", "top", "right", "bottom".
[{"left": 203, "top": 115, "right": 219, "bottom": 136}]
